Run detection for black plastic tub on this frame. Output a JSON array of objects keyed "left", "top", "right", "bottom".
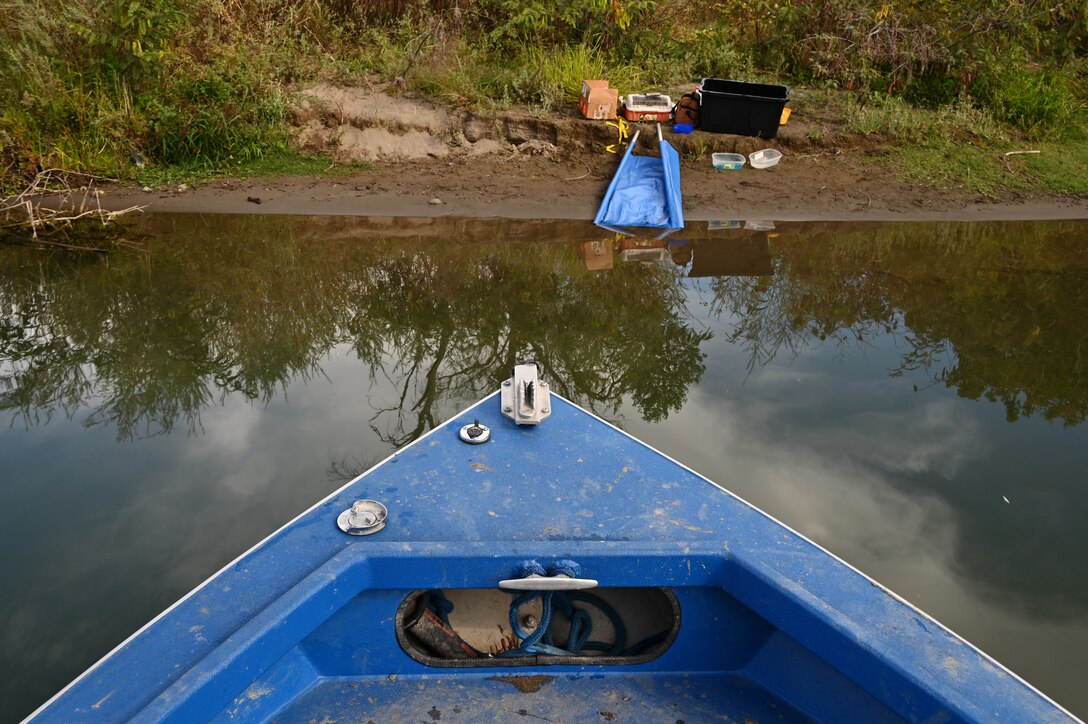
[{"left": 698, "top": 79, "right": 790, "bottom": 138}]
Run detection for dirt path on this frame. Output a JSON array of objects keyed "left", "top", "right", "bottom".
[{"left": 97, "top": 84, "right": 1088, "bottom": 222}]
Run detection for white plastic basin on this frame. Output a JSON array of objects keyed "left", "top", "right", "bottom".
[{"left": 748, "top": 149, "right": 782, "bottom": 169}]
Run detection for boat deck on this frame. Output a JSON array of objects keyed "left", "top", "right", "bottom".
[
  {"left": 267, "top": 673, "right": 807, "bottom": 723},
  {"left": 30, "top": 392, "right": 1075, "bottom": 723}
]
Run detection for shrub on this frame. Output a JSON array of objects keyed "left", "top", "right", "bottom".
[
  {"left": 408, "top": 42, "right": 522, "bottom": 109},
  {"left": 144, "top": 54, "right": 289, "bottom": 165},
  {"left": 1, "top": 0, "right": 1085, "bottom": 181},
  {"left": 972, "top": 62, "right": 1085, "bottom": 139},
  {"left": 525, "top": 45, "right": 643, "bottom": 108},
  {"left": 479, "top": 0, "right": 660, "bottom": 52}
]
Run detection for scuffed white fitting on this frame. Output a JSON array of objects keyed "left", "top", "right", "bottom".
[{"left": 499, "top": 574, "right": 599, "bottom": 591}]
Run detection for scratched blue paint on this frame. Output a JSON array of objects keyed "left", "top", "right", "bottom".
[{"left": 29, "top": 393, "right": 1074, "bottom": 722}]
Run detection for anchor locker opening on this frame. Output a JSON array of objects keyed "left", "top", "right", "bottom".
[{"left": 396, "top": 587, "right": 680, "bottom": 667}]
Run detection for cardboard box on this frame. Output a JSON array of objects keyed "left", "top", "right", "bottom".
[
  {"left": 580, "top": 80, "right": 619, "bottom": 120},
  {"left": 579, "top": 240, "right": 614, "bottom": 271}
]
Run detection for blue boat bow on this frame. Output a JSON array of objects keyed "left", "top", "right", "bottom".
[{"left": 28, "top": 377, "right": 1077, "bottom": 722}]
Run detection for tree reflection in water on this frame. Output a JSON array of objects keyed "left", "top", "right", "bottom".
[
  {"left": 707, "top": 221, "right": 1088, "bottom": 427},
  {"left": 0, "top": 216, "right": 709, "bottom": 444},
  {"left": 2, "top": 217, "right": 1087, "bottom": 444}
]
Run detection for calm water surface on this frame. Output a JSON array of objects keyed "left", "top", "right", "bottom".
[{"left": 2, "top": 215, "right": 1087, "bottom": 719}]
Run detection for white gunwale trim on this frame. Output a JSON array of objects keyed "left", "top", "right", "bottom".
[{"left": 23, "top": 393, "right": 500, "bottom": 723}]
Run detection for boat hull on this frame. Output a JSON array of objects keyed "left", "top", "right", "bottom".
[{"left": 29, "top": 393, "right": 1075, "bottom": 723}]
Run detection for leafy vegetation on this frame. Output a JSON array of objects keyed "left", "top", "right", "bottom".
[
  {"left": 4, "top": 215, "right": 1087, "bottom": 439},
  {"left": 0, "top": 0, "right": 1084, "bottom": 190},
  {"left": 844, "top": 93, "right": 1088, "bottom": 195},
  {"left": 0, "top": 217, "right": 706, "bottom": 440}
]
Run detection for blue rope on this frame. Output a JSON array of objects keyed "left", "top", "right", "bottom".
[
  {"left": 517, "top": 560, "right": 547, "bottom": 578},
  {"left": 507, "top": 590, "right": 554, "bottom": 653},
  {"left": 496, "top": 561, "right": 668, "bottom": 658},
  {"left": 548, "top": 559, "right": 582, "bottom": 578},
  {"left": 623, "top": 629, "right": 669, "bottom": 656},
  {"left": 500, "top": 589, "right": 629, "bottom": 657},
  {"left": 565, "top": 592, "right": 626, "bottom": 655},
  {"left": 422, "top": 587, "right": 669, "bottom": 660}
]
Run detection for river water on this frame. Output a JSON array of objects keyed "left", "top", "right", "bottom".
[{"left": 2, "top": 215, "right": 1086, "bottom": 720}]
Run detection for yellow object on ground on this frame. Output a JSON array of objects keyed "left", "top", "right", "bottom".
[{"left": 606, "top": 117, "right": 630, "bottom": 154}]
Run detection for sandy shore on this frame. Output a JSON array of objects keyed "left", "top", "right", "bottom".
[
  {"left": 96, "top": 152, "right": 1088, "bottom": 223},
  {"left": 89, "top": 84, "right": 1088, "bottom": 223}
]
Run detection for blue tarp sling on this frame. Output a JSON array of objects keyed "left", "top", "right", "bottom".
[{"left": 594, "top": 126, "right": 684, "bottom": 231}]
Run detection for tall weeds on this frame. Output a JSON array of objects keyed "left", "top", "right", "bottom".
[
  {"left": 1, "top": 0, "right": 1084, "bottom": 184},
  {"left": 528, "top": 45, "right": 643, "bottom": 108},
  {"left": 0, "top": 0, "right": 351, "bottom": 182}
]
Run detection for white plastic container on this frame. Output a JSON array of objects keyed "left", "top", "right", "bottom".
[
  {"left": 712, "top": 152, "right": 746, "bottom": 170},
  {"left": 621, "top": 94, "right": 673, "bottom": 122},
  {"left": 748, "top": 148, "right": 782, "bottom": 169}
]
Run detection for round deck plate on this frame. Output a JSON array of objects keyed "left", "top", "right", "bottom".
[{"left": 337, "top": 499, "right": 388, "bottom": 536}]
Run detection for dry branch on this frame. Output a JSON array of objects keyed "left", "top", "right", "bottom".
[{"left": 1, "top": 169, "right": 144, "bottom": 246}]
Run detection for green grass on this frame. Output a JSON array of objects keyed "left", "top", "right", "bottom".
[
  {"left": 893, "top": 144, "right": 1008, "bottom": 196},
  {"left": 407, "top": 43, "right": 645, "bottom": 113},
  {"left": 134, "top": 151, "right": 374, "bottom": 188},
  {"left": 527, "top": 45, "right": 644, "bottom": 108},
  {"left": 845, "top": 93, "right": 1088, "bottom": 196},
  {"left": 407, "top": 44, "right": 520, "bottom": 110},
  {"left": 1, "top": 1, "right": 1084, "bottom": 197},
  {"left": 1017, "top": 141, "right": 1088, "bottom": 195},
  {"left": 846, "top": 94, "right": 1006, "bottom": 142},
  {"left": 890, "top": 138, "right": 1088, "bottom": 197}
]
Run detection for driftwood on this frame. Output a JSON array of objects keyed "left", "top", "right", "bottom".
[
  {"left": 999, "top": 149, "right": 1041, "bottom": 177},
  {"left": 0, "top": 169, "right": 145, "bottom": 249}
]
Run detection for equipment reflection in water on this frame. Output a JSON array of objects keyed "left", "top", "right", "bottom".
[{"left": 0, "top": 216, "right": 1087, "bottom": 721}]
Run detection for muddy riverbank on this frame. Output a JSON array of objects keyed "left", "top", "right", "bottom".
[{"left": 85, "top": 84, "right": 1088, "bottom": 221}]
